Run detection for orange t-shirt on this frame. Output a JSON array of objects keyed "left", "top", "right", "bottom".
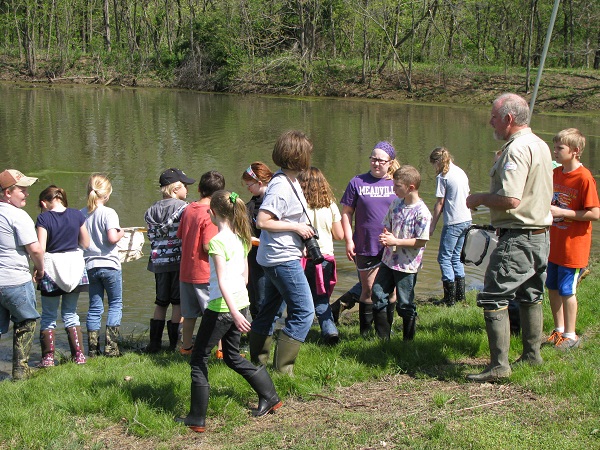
[
  {"left": 177, "top": 202, "right": 218, "bottom": 284},
  {"left": 549, "top": 165, "right": 600, "bottom": 268}
]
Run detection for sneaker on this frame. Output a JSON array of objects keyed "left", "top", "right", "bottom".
[
  {"left": 179, "top": 346, "right": 193, "bottom": 356},
  {"left": 544, "top": 330, "right": 562, "bottom": 346},
  {"left": 577, "top": 267, "right": 590, "bottom": 287},
  {"left": 555, "top": 335, "right": 581, "bottom": 350}
]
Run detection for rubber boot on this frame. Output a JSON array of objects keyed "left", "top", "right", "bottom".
[
  {"left": 167, "top": 320, "right": 180, "bottom": 352},
  {"left": 12, "top": 319, "right": 36, "bottom": 381},
  {"left": 38, "top": 329, "right": 55, "bottom": 368},
  {"left": 273, "top": 332, "right": 302, "bottom": 375},
  {"left": 249, "top": 331, "right": 273, "bottom": 366},
  {"left": 434, "top": 281, "right": 456, "bottom": 306},
  {"left": 88, "top": 329, "right": 101, "bottom": 357},
  {"left": 246, "top": 366, "right": 283, "bottom": 417},
  {"left": 330, "top": 299, "right": 341, "bottom": 324},
  {"left": 402, "top": 315, "right": 417, "bottom": 341},
  {"left": 508, "top": 299, "right": 521, "bottom": 336},
  {"left": 387, "top": 302, "right": 396, "bottom": 329},
  {"left": 66, "top": 326, "right": 86, "bottom": 364},
  {"left": 455, "top": 276, "right": 466, "bottom": 301},
  {"left": 359, "top": 303, "right": 374, "bottom": 337},
  {"left": 144, "top": 319, "right": 165, "bottom": 353},
  {"left": 466, "top": 309, "right": 512, "bottom": 382},
  {"left": 373, "top": 306, "right": 391, "bottom": 340},
  {"left": 515, "top": 302, "right": 543, "bottom": 366},
  {"left": 104, "top": 325, "right": 121, "bottom": 357},
  {"left": 175, "top": 384, "right": 209, "bottom": 433}
]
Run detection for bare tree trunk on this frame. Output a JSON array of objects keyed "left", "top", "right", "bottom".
[
  {"left": 525, "top": 0, "right": 537, "bottom": 93},
  {"left": 104, "top": 0, "right": 112, "bottom": 52}
]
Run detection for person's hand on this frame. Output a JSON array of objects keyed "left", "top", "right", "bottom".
[
  {"left": 232, "top": 310, "right": 251, "bottom": 333},
  {"left": 466, "top": 194, "right": 481, "bottom": 210},
  {"left": 379, "top": 228, "right": 396, "bottom": 247},
  {"left": 550, "top": 205, "right": 566, "bottom": 218},
  {"left": 345, "top": 240, "right": 356, "bottom": 261},
  {"left": 33, "top": 269, "right": 44, "bottom": 283},
  {"left": 295, "top": 223, "right": 315, "bottom": 240}
]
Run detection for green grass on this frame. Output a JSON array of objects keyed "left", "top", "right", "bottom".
[{"left": 1, "top": 267, "right": 600, "bottom": 449}]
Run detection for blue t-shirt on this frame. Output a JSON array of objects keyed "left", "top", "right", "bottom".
[{"left": 36, "top": 208, "right": 86, "bottom": 253}]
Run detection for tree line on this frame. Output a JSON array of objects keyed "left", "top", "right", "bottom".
[{"left": 2, "top": 0, "right": 599, "bottom": 92}]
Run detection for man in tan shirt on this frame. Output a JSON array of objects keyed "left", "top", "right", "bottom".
[{"left": 466, "top": 93, "right": 553, "bottom": 382}]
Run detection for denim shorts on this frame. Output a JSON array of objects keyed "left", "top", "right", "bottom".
[{"left": 0, "top": 281, "right": 40, "bottom": 334}]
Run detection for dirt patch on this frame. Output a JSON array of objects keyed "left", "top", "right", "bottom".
[{"left": 85, "top": 374, "right": 556, "bottom": 449}]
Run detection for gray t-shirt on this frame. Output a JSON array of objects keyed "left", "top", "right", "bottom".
[
  {"left": 256, "top": 171, "right": 308, "bottom": 267},
  {"left": 435, "top": 162, "right": 472, "bottom": 226},
  {"left": 81, "top": 204, "right": 122, "bottom": 270},
  {"left": 0, "top": 203, "right": 38, "bottom": 286}
]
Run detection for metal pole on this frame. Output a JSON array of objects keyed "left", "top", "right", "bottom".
[{"left": 529, "top": 0, "right": 561, "bottom": 121}]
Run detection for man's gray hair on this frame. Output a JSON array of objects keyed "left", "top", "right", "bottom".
[{"left": 494, "top": 93, "right": 530, "bottom": 126}]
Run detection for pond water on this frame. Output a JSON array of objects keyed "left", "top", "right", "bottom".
[{"left": 1, "top": 83, "right": 599, "bottom": 371}]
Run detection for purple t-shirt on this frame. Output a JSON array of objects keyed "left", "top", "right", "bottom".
[
  {"left": 36, "top": 208, "right": 86, "bottom": 253},
  {"left": 340, "top": 172, "right": 395, "bottom": 256}
]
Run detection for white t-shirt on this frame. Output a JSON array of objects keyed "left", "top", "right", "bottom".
[
  {"left": 81, "top": 204, "right": 122, "bottom": 270},
  {"left": 435, "top": 162, "right": 472, "bottom": 226},
  {"left": 0, "top": 203, "right": 38, "bottom": 286},
  {"left": 305, "top": 202, "right": 341, "bottom": 256},
  {"left": 256, "top": 171, "right": 308, "bottom": 267}
]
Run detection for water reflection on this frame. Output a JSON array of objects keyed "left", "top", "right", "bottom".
[{"left": 1, "top": 83, "right": 599, "bottom": 333}]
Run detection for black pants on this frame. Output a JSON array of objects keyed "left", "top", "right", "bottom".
[{"left": 190, "top": 307, "right": 259, "bottom": 386}]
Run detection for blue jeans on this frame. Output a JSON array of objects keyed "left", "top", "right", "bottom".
[
  {"left": 304, "top": 259, "right": 338, "bottom": 337},
  {"left": 190, "top": 308, "right": 259, "bottom": 386},
  {"left": 438, "top": 221, "right": 471, "bottom": 282},
  {"left": 86, "top": 267, "right": 123, "bottom": 331},
  {"left": 248, "top": 250, "right": 284, "bottom": 329},
  {"left": 251, "top": 259, "right": 314, "bottom": 342},
  {"left": 41, "top": 292, "right": 81, "bottom": 330},
  {"left": 371, "top": 264, "right": 417, "bottom": 319},
  {"left": 0, "top": 281, "right": 40, "bottom": 334}
]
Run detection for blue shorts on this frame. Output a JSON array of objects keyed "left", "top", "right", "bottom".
[{"left": 545, "top": 262, "right": 580, "bottom": 297}]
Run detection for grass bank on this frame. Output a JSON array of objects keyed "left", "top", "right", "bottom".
[{"left": 1, "top": 264, "right": 599, "bottom": 449}]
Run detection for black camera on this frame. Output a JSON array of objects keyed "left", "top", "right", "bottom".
[{"left": 303, "top": 227, "right": 324, "bottom": 264}]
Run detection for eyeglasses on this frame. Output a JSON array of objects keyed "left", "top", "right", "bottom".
[
  {"left": 369, "top": 156, "right": 391, "bottom": 164},
  {"left": 245, "top": 182, "right": 258, "bottom": 189}
]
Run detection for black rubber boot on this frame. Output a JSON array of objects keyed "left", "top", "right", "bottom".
[
  {"left": 246, "top": 366, "right": 283, "bottom": 417},
  {"left": 175, "top": 384, "right": 209, "bottom": 432},
  {"left": 402, "top": 315, "right": 417, "bottom": 341},
  {"left": 144, "top": 319, "right": 165, "bottom": 353},
  {"left": 455, "top": 276, "right": 466, "bottom": 301},
  {"left": 508, "top": 299, "right": 521, "bottom": 336},
  {"left": 359, "top": 303, "right": 374, "bottom": 337},
  {"left": 167, "top": 320, "right": 180, "bottom": 351},
  {"left": 373, "top": 306, "right": 391, "bottom": 339}
]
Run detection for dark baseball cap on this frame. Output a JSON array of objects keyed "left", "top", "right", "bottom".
[{"left": 159, "top": 168, "right": 196, "bottom": 187}]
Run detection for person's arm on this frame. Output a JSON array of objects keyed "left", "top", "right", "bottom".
[
  {"left": 332, "top": 220, "right": 344, "bottom": 240},
  {"left": 550, "top": 206, "right": 600, "bottom": 222},
  {"left": 466, "top": 192, "right": 520, "bottom": 211},
  {"left": 36, "top": 227, "right": 48, "bottom": 252},
  {"left": 379, "top": 228, "right": 427, "bottom": 249},
  {"left": 25, "top": 241, "right": 45, "bottom": 282},
  {"left": 256, "top": 210, "right": 315, "bottom": 240},
  {"left": 213, "top": 253, "right": 251, "bottom": 333},
  {"left": 107, "top": 227, "right": 125, "bottom": 245},
  {"left": 341, "top": 205, "right": 356, "bottom": 261},
  {"left": 78, "top": 224, "right": 90, "bottom": 249},
  {"left": 430, "top": 197, "right": 444, "bottom": 234}
]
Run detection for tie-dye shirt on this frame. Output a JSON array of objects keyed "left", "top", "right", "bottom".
[{"left": 381, "top": 198, "right": 431, "bottom": 273}]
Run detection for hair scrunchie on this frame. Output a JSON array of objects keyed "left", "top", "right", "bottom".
[{"left": 229, "top": 192, "right": 239, "bottom": 204}]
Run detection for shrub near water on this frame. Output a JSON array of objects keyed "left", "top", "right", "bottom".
[{"left": 0, "top": 268, "right": 599, "bottom": 448}]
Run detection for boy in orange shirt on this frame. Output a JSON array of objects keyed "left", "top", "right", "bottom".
[
  {"left": 546, "top": 128, "right": 600, "bottom": 349},
  {"left": 177, "top": 171, "right": 225, "bottom": 354}
]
